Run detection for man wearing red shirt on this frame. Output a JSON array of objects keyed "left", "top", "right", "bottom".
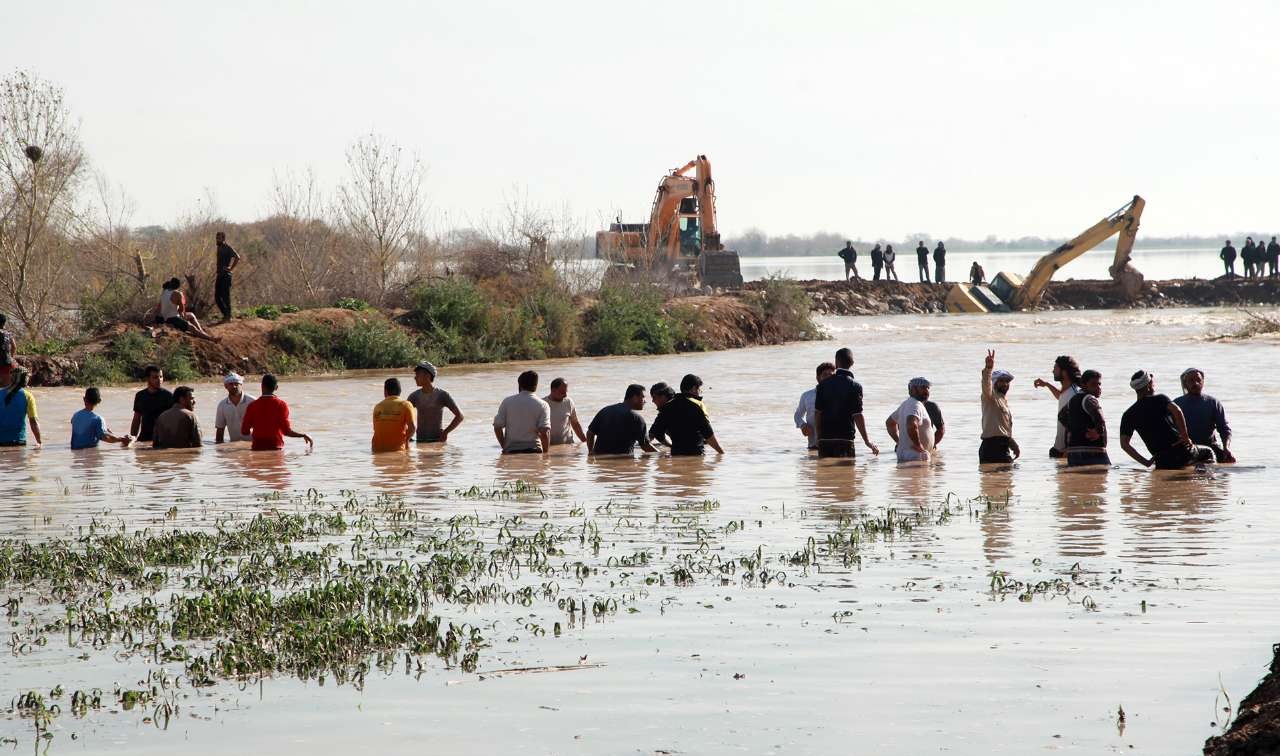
[{"left": 240, "top": 374, "right": 314, "bottom": 451}]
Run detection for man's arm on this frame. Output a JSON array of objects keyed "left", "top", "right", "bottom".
[
  {"left": 853, "top": 414, "right": 879, "bottom": 455},
  {"left": 1215, "top": 399, "right": 1232, "bottom": 449},
  {"left": 403, "top": 408, "right": 416, "bottom": 447},
  {"left": 130, "top": 411, "right": 142, "bottom": 438},
  {"left": 1119, "top": 433, "right": 1151, "bottom": 467},
  {"left": 885, "top": 414, "right": 899, "bottom": 444},
  {"left": 705, "top": 433, "right": 724, "bottom": 454},
  {"left": 1008, "top": 437, "right": 1020, "bottom": 459},
  {"left": 538, "top": 428, "right": 551, "bottom": 454},
  {"left": 794, "top": 396, "right": 807, "bottom": 429},
  {"left": 586, "top": 431, "right": 596, "bottom": 455},
  {"left": 28, "top": 417, "right": 42, "bottom": 446},
  {"left": 215, "top": 404, "right": 226, "bottom": 443},
  {"left": 1033, "top": 379, "right": 1062, "bottom": 399},
  {"left": 570, "top": 412, "right": 587, "bottom": 443},
  {"left": 441, "top": 395, "right": 464, "bottom": 441},
  {"left": 282, "top": 428, "right": 313, "bottom": 447},
  {"left": 494, "top": 426, "right": 506, "bottom": 449},
  {"left": 190, "top": 416, "right": 203, "bottom": 447},
  {"left": 1168, "top": 402, "right": 1194, "bottom": 447},
  {"left": 906, "top": 415, "right": 925, "bottom": 453},
  {"left": 934, "top": 424, "right": 945, "bottom": 446}
]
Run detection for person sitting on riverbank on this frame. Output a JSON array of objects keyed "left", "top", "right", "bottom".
[
  {"left": 916, "top": 241, "right": 931, "bottom": 283},
  {"left": 240, "top": 374, "right": 314, "bottom": 451},
  {"left": 886, "top": 377, "right": 934, "bottom": 463},
  {"left": 372, "top": 377, "right": 415, "bottom": 453},
  {"left": 0, "top": 368, "right": 41, "bottom": 447},
  {"left": 883, "top": 244, "right": 899, "bottom": 281},
  {"left": 130, "top": 365, "right": 173, "bottom": 444},
  {"left": 970, "top": 261, "right": 986, "bottom": 286},
  {"left": 1220, "top": 240, "right": 1237, "bottom": 278},
  {"left": 814, "top": 348, "right": 878, "bottom": 459},
  {"left": 545, "top": 377, "right": 586, "bottom": 446},
  {"left": 0, "top": 312, "right": 15, "bottom": 386},
  {"left": 1034, "top": 354, "right": 1082, "bottom": 459},
  {"left": 1174, "top": 368, "right": 1235, "bottom": 463},
  {"left": 838, "top": 241, "right": 860, "bottom": 281},
  {"left": 870, "top": 244, "right": 884, "bottom": 281},
  {"left": 980, "top": 350, "right": 1020, "bottom": 464},
  {"left": 1119, "top": 370, "right": 1212, "bottom": 469},
  {"left": 933, "top": 242, "right": 947, "bottom": 283},
  {"left": 215, "top": 373, "right": 254, "bottom": 443},
  {"left": 586, "top": 384, "right": 657, "bottom": 456},
  {"left": 152, "top": 386, "right": 202, "bottom": 449},
  {"left": 494, "top": 370, "right": 550, "bottom": 454},
  {"left": 650, "top": 374, "right": 724, "bottom": 456},
  {"left": 1269, "top": 236, "right": 1280, "bottom": 278},
  {"left": 151, "top": 278, "right": 220, "bottom": 342},
  {"left": 71, "top": 388, "right": 132, "bottom": 449},
  {"left": 407, "top": 361, "right": 463, "bottom": 444},
  {"left": 1060, "top": 370, "right": 1109, "bottom": 467},
  {"left": 795, "top": 361, "right": 836, "bottom": 450}
]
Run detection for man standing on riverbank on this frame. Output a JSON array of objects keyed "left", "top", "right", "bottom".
[
  {"left": 586, "top": 384, "right": 656, "bottom": 456},
  {"left": 1119, "top": 370, "right": 1212, "bottom": 469},
  {"left": 493, "top": 370, "right": 551, "bottom": 454},
  {"left": 407, "top": 361, "right": 463, "bottom": 443},
  {"left": 215, "top": 373, "right": 254, "bottom": 443},
  {"left": 883, "top": 245, "right": 899, "bottom": 281},
  {"left": 130, "top": 366, "right": 173, "bottom": 444},
  {"left": 152, "top": 386, "right": 202, "bottom": 448},
  {"left": 838, "top": 241, "right": 860, "bottom": 281},
  {"left": 240, "top": 374, "right": 314, "bottom": 451},
  {"left": 1033, "top": 355, "right": 1081, "bottom": 459},
  {"left": 1060, "top": 370, "right": 1109, "bottom": 467},
  {"left": 933, "top": 242, "right": 947, "bottom": 283},
  {"left": 1221, "top": 240, "right": 1237, "bottom": 277},
  {"left": 916, "top": 241, "right": 931, "bottom": 283},
  {"left": 870, "top": 244, "right": 884, "bottom": 281},
  {"left": 649, "top": 374, "right": 724, "bottom": 455},
  {"left": 980, "top": 350, "right": 1020, "bottom": 464},
  {"left": 214, "top": 232, "right": 240, "bottom": 323},
  {"left": 886, "top": 377, "right": 934, "bottom": 463},
  {"left": 545, "top": 378, "right": 586, "bottom": 446},
  {"left": 814, "top": 348, "right": 879, "bottom": 459},
  {"left": 1269, "top": 236, "right": 1280, "bottom": 278},
  {"left": 1174, "top": 368, "right": 1234, "bottom": 463},
  {"left": 372, "top": 377, "right": 416, "bottom": 453},
  {"left": 795, "top": 361, "right": 836, "bottom": 450}
]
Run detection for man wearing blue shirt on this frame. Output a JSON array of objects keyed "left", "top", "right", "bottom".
[{"left": 70, "top": 388, "right": 132, "bottom": 449}]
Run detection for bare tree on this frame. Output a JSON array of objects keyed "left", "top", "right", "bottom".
[
  {"left": 0, "top": 70, "right": 87, "bottom": 337},
  {"left": 266, "top": 168, "right": 339, "bottom": 305},
  {"left": 335, "top": 134, "right": 426, "bottom": 303}
]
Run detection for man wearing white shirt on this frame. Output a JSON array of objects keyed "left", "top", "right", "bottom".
[
  {"left": 215, "top": 372, "right": 255, "bottom": 443},
  {"left": 794, "top": 361, "right": 835, "bottom": 450},
  {"left": 885, "top": 377, "right": 935, "bottom": 463}
]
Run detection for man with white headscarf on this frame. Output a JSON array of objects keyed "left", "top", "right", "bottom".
[
  {"left": 886, "top": 377, "right": 935, "bottom": 463},
  {"left": 1119, "top": 370, "right": 1214, "bottom": 469},
  {"left": 979, "top": 349, "right": 1020, "bottom": 464},
  {"left": 1173, "top": 368, "right": 1235, "bottom": 463}
]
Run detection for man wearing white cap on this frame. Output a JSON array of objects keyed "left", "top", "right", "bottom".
[
  {"left": 215, "top": 372, "right": 255, "bottom": 443},
  {"left": 1120, "top": 370, "right": 1214, "bottom": 469},
  {"left": 885, "top": 377, "right": 935, "bottom": 463},
  {"left": 979, "top": 349, "right": 1020, "bottom": 464}
]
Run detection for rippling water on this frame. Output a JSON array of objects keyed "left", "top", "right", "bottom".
[{"left": 2, "top": 307, "right": 1275, "bottom": 754}]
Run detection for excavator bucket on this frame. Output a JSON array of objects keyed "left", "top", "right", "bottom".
[{"left": 696, "top": 249, "right": 744, "bottom": 289}]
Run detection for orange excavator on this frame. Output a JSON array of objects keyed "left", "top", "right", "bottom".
[{"left": 595, "top": 155, "right": 744, "bottom": 289}]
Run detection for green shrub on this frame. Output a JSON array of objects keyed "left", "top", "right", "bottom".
[
  {"left": 79, "top": 281, "right": 146, "bottom": 334},
  {"left": 107, "top": 331, "right": 155, "bottom": 374},
  {"left": 335, "top": 317, "right": 418, "bottom": 369},
  {"left": 584, "top": 284, "right": 675, "bottom": 355},
  {"left": 752, "top": 276, "right": 821, "bottom": 339},
  {"left": 243, "top": 304, "right": 282, "bottom": 320},
  {"left": 72, "top": 353, "right": 126, "bottom": 387},
  {"left": 281, "top": 304, "right": 300, "bottom": 314},
  {"left": 25, "top": 337, "right": 78, "bottom": 356},
  {"left": 155, "top": 340, "right": 198, "bottom": 382},
  {"left": 273, "top": 320, "right": 333, "bottom": 361},
  {"left": 668, "top": 304, "right": 711, "bottom": 352},
  {"left": 334, "top": 297, "right": 371, "bottom": 311},
  {"left": 407, "top": 278, "right": 488, "bottom": 334}
]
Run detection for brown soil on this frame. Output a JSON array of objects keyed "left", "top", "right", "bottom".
[{"left": 1204, "top": 644, "right": 1280, "bottom": 755}]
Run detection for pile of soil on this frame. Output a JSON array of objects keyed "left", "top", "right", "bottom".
[{"left": 1204, "top": 643, "right": 1280, "bottom": 755}]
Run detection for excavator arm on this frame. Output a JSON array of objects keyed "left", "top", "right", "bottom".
[{"left": 1011, "top": 195, "right": 1145, "bottom": 309}]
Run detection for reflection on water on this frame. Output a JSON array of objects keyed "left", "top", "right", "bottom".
[{"left": 1054, "top": 466, "right": 1109, "bottom": 558}]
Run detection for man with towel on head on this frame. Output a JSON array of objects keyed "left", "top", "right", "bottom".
[
  {"left": 1119, "top": 370, "right": 1214, "bottom": 469},
  {"left": 979, "top": 349, "right": 1020, "bottom": 464}
]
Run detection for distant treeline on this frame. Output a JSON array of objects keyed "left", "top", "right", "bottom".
[{"left": 723, "top": 229, "right": 1270, "bottom": 257}]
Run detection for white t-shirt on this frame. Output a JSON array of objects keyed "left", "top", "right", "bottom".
[
  {"left": 215, "top": 393, "right": 256, "bottom": 442},
  {"left": 1055, "top": 383, "right": 1081, "bottom": 452},
  {"left": 544, "top": 395, "right": 579, "bottom": 445},
  {"left": 493, "top": 391, "right": 551, "bottom": 452},
  {"left": 890, "top": 397, "right": 933, "bottom": 462}
]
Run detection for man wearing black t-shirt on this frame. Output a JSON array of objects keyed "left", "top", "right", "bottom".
[
  {"left": 214, "top": 231, "right": 241, "bottom": 323},
  {"left": 1119, "top": 370, "right": 1213, "bottom": 469},
  {"left": 587, "top": 384, "right": 657, "bottom": 456},
  {"left": 129, "top": 365, "right": 175, "bottom": 443},
  {"left": 649, "top": 374, "right": 724, "bottom": 456},
  {"left": 813, "top": 347, "right": 880, "bottom": 458}
]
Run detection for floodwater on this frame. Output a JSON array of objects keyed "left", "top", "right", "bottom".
[
  {"left": 741, "top": 246, "right": 1226, "bottom": 282},
  {"left": 2, "top": 307, "right": 1276, "bottom": 754}
]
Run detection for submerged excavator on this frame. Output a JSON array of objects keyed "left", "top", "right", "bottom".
[
  {"left": 595, "top": 155, "right": 744, "bottom": 289},
  {"left": 946, "top": 195, "right": 1147, "bottom": 313}
]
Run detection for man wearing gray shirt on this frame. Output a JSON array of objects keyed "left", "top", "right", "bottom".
[
  {"left": 494, "top": 370, "right": 551, "bottom": 454},
  {"left": 544, "top": 377, "right": 586, "bottom": 445},
  {"left": 407, "top": 361, "right": 463, "bottom": 443},
  {"left": 1174, "top": 368, "right": 1235, "bottom": 462}
]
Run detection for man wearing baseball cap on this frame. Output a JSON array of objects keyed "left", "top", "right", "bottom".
[
  {"left": 1119, "top": 370, "right": 1214, "bottom": 469},
  {"left": 215, "top": 372, "right": 255, "bottom": 443},
  {"left": 979, "top": 349, "right": 1020, "bottom": 464},
  {"left": 407, "top": 361, "right": 464, "bottom": 443}
]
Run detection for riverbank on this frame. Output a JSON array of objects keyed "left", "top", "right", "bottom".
[
  {"left": 1204, "top": 643, "right": 1280, "bottom": 755},
  {"left": 766, "top": 277, "right": 1280, "bottom": 315}
]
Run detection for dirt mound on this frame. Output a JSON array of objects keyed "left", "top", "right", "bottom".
[{"left": 1204, "top": 643, "right": 1280, "bottom": 755}]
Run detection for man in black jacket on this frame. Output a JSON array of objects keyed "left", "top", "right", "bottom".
[
  {"left": 650, "top": 374, "right": 724, "bottom": 456},
  {"left": 814, "top": 347, "right": 880, "bottom": 458},
  {"left": 1220, "top": 240, "right": 1236, "bottom": 278}
]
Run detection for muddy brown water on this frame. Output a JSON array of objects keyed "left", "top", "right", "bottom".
[{"left": 2, "top": 307, "right": 1276, "bottom": 754}]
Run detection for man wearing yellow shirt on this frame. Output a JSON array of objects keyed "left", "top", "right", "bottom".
[{"left": 372, "top": 378, "right": 416, "bottom": 453}]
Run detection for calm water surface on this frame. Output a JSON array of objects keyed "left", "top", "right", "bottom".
[{"left": 2, "top": 307, "right": 1275, "bottom": 754}]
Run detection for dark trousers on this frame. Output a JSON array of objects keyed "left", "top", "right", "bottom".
[
  {"left": 918, "top": 262, "right": 930, "bottom": 282},
  {"left": 935, "top": 263, "right": 945, "bottom": 282},
  {"left": 817, "top": 438, "right": 856, "bottom": 458},
  {"left": 1066, "top": 450, "right": 1111, "bottom": 467},
  {"left": 872, "top": 264, "right": 882, "bottom": 281},
  {"left": 215, "top": 271, "right": 233, "bottom": 320},
  {"left": 979, "top": 436, "right": 1013, "bottom": 464},
  {"left": 1153, "top": 444, "right": 1214, "bottom": 469}
]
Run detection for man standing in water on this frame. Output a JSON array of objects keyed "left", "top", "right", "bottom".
[
  {"left": 240, "top": 374, "right": 314, "bottom": 451},
  {"left": 214, "top": 231, "right": 240, "bottom": 323},
  {"left": 152, "top": 386, "right": 202, "bottom": 449},
  {"left": 545, "top": 377, "right": 587, "bottom": 446},
  {"left": 915, "top": 241, "right": 931, "bottom": 282},
  {"left": 1033, "top": 355, "right": 1082, "bottom": 459},
  {"left": 1119, "top": 370, "right": 1212, "bottom": 469},
  {"left": 794, "top": 361, "right": 836, "bottom": 450},
  {"left": 885, "top": 377, "right": 934, "bottom": 463},
  {"left": 407, "top": 361, "right": 463, "bottom": 443},
  {"left": 870, "top": 243, "right": 884, "bottom": 281},
  {"left": 933, "top": 242, "right": 947, "bottom": 283},
  {"left": 813, "top": 348, "right": 879, "bottom": 459},
  {"left": 980, "top": 350, "right": 1020, "bottom": 463},
  {"left": 130, "top": 365, "right": 173, "bottom": 444},
  {"left": 837, "top": 241, "right": 860, "bottom": 281},
  {"left": 493, "top": 370, "right": 551, "bottom": 454},
  {"left": 371, "top": 377, "right": 416, "bottom": 453},
  {"left": 215, "top": 373, "right": 255, "bottom": 443},
  {"left": 1174, "top": 368, "right": 1235, "bottom": 463},
  {"left": 650, "top": 374, "right": 724, "bottom": 455},
  {"left": 586, "top": 384, "right": 657, "bottom": 456},
  {"left": 70, "top": 387, "right": 132, "bottom": 449},
  {"left": 1220, "top": 240, "right": 1237, "bottom": 278},
  {"left": 1060, "top": 370, "right": 1109, "bottom": 466}
]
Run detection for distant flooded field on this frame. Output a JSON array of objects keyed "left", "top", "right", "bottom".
[{"left": 2, "top": 307, "right": 1276, "bottom": 754}]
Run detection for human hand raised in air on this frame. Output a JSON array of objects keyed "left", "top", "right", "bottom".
[{"left": 985, "top": 349, "right": 996, "bottom": 371}]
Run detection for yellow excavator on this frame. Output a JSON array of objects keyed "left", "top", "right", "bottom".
[
  {"left": 595, "top": 155, "right": 744, "bottom": 289},
  {"left": 946, "top": 195, "right": 1146, "bottom": 313}
]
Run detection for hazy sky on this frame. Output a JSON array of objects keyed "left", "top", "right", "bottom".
[{"left": 6, "top": 1, "right": 1278, "bottom": 240}]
